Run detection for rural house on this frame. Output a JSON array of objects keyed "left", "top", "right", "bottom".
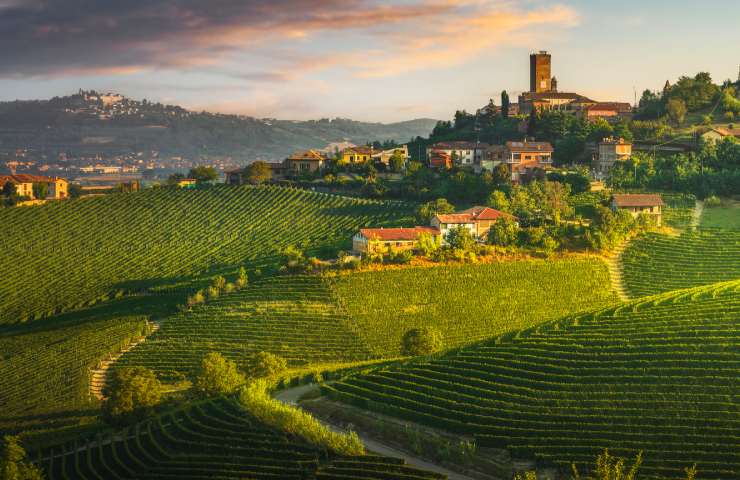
[
  {"left": 0, "top": 174, "right": 68, "bottom": 199},
  {"left": 503, "top": 140, "right": 553, "bottom": 181},
  {"left": 701, "top": 127, "right": 740, "bottom": 143},
  {"left": 611, "top": 193, "right": 664, "bottom": 226},
  {"left": 426, "top": 141, "right": 489, "bottom": 168},
  {"left": 594, "top": 137, "right": 632, "bottom": 174},
  {"left": 286, "top": 150, "right": 327, "bottom": 174},
  {"left": 341, "top": 146, "right": 374, "bottom": 164},
  {"left": 372, "top": 145, "right": 409, "bottom": 167},
  {"left": 431, "top": 206, "right": 514, "bottom": 240},
  {"left": 352, "top": 227, "right": 441, "bottom": 254}
]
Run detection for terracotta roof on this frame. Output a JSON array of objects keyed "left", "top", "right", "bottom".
[
  {"left": 458, "top": 206, "right": 514, "bottom": 221},
  {"left": 359, "top": 226, "right": 440, "bottom": 241},
  {"left": 523, "top": 91, "right": 596, "bottom": 103},
  {"left": 430, "top": 141, "right": 489, "bottom": 150},
  {"left": 707, "top": 127, "right": 740, "bottom": 137},
  {"left": 0, "top": 174, "right": 62, "bottom": 184},
  {"left": 505, "top": 141, "right": 553, "bottom": 153},
  {"left": 344, "top": 146, "right": 374, "bottom": 155},
  {"left": 612, "top": 194, "right": 664, "bottom": 207},
  {"left": 287, "top": 150, "right": 326, "bottom": 161},
  {"left": 585, "top": 102, "right": 633, "bottom": 112}
]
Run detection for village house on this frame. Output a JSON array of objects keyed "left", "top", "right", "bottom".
[
  {"left": 580, "top": 102, "right": 633, "bottom": 122},
  {"left": 431, "top": 206, "right": 514, "bottom": 241},
  {"left": 701, "top": 127, "right": 740, "bottom": 143},
  {"left": 341, "top": 146, "right": 374, "bottom": 164},
  {"left": 426, "top": 142, "right": 488, "bottom": 168},
  {"left": 372, "top": 145, "right": 409, "bottom": 167},
  {"left": 594, "top": 137, "right": 632, "bottom": 174},
  {"left": 0, "top": 174, "right": 68, "bottom": 199},
  {"left": 286, "top": 150, "right": 327, "bottom": 174},
  {"left": 503, "top": 140, "right": 554, "bottom": 182},
  {"left": 611, "top": 193, "right": 664, "bottom": 226},
  {"left": 352, "top": 227, "right": 441, "bottom": 254},
  {"left": 428, "top": 149, "right": 453, "bottom": 170}
]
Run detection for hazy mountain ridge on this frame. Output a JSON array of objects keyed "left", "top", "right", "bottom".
[{"left": 0, "top": 91, "right": 437, "bottom": 161}]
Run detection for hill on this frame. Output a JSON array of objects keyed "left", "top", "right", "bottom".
[
  {"left": 0, "top": 91, "right": 437, "bottom": 161},
  {"left": 0, "top": 185, "right": 412, "bottom": 325},
  {"left": 323, "top": 279, "right": 740, "bottom": 478}
]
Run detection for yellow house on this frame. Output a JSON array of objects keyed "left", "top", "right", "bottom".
[
  {"left": 0, "top": 174, "right": 68, "bottom": 199},
  {"left": 352, "top": 227, "right": 441, "bottom": 254},
  {"left": 341, "top": 146, "right": 374, "bottom": 164}
]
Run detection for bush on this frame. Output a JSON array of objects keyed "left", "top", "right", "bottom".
[
  {"left": 416, "top": 198, "right": 455, "bottom": 223},
  {"left": 445, "top": 226, "right": 476, "bottom": 251},
  {"left": 195, "top": 352, "right": 246, "bottom": 395},
  {"left": 0, "top": 435, "right": 44, "bottom": 480},
  {"left": 704, "top": 195, "right": 721, "bottom": 207},
  {"left": 487, "top": 217, "right": 519, "bottom": 247},
  {"left": 387, "top": 248, "right": 414, "bottom": 264},
  {"left": 235, "top": 266, "right": 249, "bottom": 288},
  {"left": 105, "top": 366, "right": 162, "bottom": 421},
  {"left": 402, "top": 327, "right": 443, "bottom": 356},
  {"left": 250, "top": 351, "right": 288, "bottom": 379},
  {"left": 187, "top": 290, "right": 205, "bottom": 307}
]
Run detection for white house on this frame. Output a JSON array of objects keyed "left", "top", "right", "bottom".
[{"left": 425, "top": 142, "right": 489, "bottom": 168}]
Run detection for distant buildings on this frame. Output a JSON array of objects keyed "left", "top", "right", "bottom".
[
  {"left": 611, "top": 193, "right": 664, "bottom": 226},
  {"left": 594, "top": 138, "right": 632, "bottom": 174}
]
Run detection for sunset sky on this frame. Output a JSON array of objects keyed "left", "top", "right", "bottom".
[{"left": 1, "top": 0, "right": 738, "bottom": 122}]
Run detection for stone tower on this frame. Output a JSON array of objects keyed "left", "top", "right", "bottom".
[{"left": 530, "top": 51, "right": 552, "bottom": 93}]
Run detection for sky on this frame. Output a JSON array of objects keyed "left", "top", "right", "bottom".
[{"left": 0, "top": 0, "right": 738, "bottom": 122}]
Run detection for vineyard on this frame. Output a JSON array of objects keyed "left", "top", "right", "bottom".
[
  {"left": 621, "top": 228, "right": 740, "bottom": 297},
  {"left": 327, "top": 258, "right": 619, "bottom": 356},
  {"left": 0, "top": 185, "right": 411, "bottom": 325},
  {"left": 38, "top": 396, "right": 443, "bottom": 479},
  {"left": 117, "top": 275, "right": 373, "bottom": 381},
  {"left": 323, "top": 279, "right": 740, "bottom": 479},
  {"left": 0, "top": 312, "right": 149, "bottom": 440}
]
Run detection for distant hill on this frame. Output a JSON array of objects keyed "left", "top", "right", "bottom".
[{"left": 0, "top": 90, "right": 437, "bottom": 161}]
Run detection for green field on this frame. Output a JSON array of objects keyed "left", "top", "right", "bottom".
[
  {"left": 622, "top": 229, "right": 740, "bottom": 297},
  {"left": 39, "top": 396, "right": 442, "bottom": 480},
  {"left": 323, "top": 280, "right": 740, "bottom": 479},
  {"left": 328, "top": 258, "right": 619, "bottom": 356},
  {"left": 0, "top": 311, "right": 149, "bottom": 441},
  {"left": 700, "top": 203, "right": 740, "bottom": 229},
  {"left": 0, "top": 185, "right": 411, "bottom": 325}
]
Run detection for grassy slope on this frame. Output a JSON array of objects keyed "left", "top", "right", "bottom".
[
  {"left": 0, "top": 185, "right": 412, "bottom": 325},
  {"left": 622, "top": 229, "right": 740, "bottom": 297},
  {"left": 700, "top": 202, "right": 740, "bottom": 229},
  {"left": 328, "top": 258, "right": 619, "bottom": 357},
  {"left": 324, "top": 280, "right": 740, "bottom": 479}
]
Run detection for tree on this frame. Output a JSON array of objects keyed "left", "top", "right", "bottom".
[
  {"left": 487, "top": 190, "right": 510, "bottom": 212},
  {"left": 105, "top": 366, "right": 162, "bottom": 421},
  {"left": 501, "top": 90, "right": 510, "bottom": 119},
  {"left": 32, "top": 182, "right": 47, "bottom": 200},
  {"left": 571, "top": 449, "right": 642, "bottom": 480},
  {"left": 416, "top": 232, "right": 441, "bottom": 256},
  {"left": 389, "top": 150, "right": 406, "bottom": 173},
  {"left": 487, "top": 217, "right": 519, "bottom": 246},
  {"left": 68, "top": 183, "right": 83, "bottom": 199},
  {"left": 666, "top": 98, "right": 687, "bottom": 126},
  {"left": 188, "top": 166, "right": 218, "bottom": 183},
  {"left": 244, "top": 161, "right": 272, "bottom": 184},
  {"left": 416, "top": 198, "right": 455, "bottom": 223},
  {"left": 166, "top": 173, "right": 186, "bottom": 185},
  {"left": 2, "top": 181, "right": 15, "bottom": 197},
  {"left": 235, "top": 266, "right": 248, "bottom": 288},
  {"left": 281, "top": 245, "right": 307, "bottom": 273},
  {"left": 0, "top": 436, "right": 43, "bottom": 480},
  {"left": 402, "top": 327, "right": 443, "bottom": 356},
  {"left": 249, "top": 351, "right": 288, "bottom": 378},
  {"left": 445, "top": 225, "right": 476, "bottom": 251},
  {"left": 491, "top": 163, "right": 511, "bottom": 186},
  {"left": 195, "top": 352, "right": 246, "bottom": 395}
]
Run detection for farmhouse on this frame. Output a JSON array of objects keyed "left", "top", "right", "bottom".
[
  {"left": 504, "top": 140, "right": 553, "bottom": 181},
  {"left": 0, "top": 174, "right": 68, "bottom": 199},
  {"left": 286, "top": 150, "right": 327, "bottom": 174},
  {"left": 594, "top": 137, "right": 632, "bottom": 173},
  {"left": 341, "top": 146, "right": 374, "bottom": 164},
  {"left": 431, "top": 206, "right": 513, "bottom": 240},
  {"left": 372, "top": 145, "right": 409, "bottom": 167},
  {"left": 580, "top": 102, "right": 633, "bottom": 122},
  {"left": 352, "top": 227, "right": 441, "bottom": 254},
  {"left": 701, "top": 127, "right": 740, "bottom": 143},
  {"left": 426, "top": 141, "right": 488, "bottom": 168},
  {"left": 611, "top": 193, "right": 664, "bottom": 226}
]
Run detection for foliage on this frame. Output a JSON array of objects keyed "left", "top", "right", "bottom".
[
  {"left": 195, "top": 352, "right": 246, "bottom": 395},
  {"left": 416, "top": 232, "right": 441, "bottom": 256},
  {"left": 32, "top": 182, "right": 47, "bottom": 200},
  {"left": 244, "top": 160, "right": 272, "bottom": 184},
  {"left": 67, "top": 183, "right": 83, "bottom": 198},
  {"left": 236, "top": 266, "right": 249, "bottom": 288},
  {"left": 389, "top": 150, "right": 406, "bottom": 173},
  {"left": 401, "top": 327, "right": 443, "bottom": 356},
  {"left": 0, "top": 436, "right": 43, "bottom": 480},
  {"left": 239, "top": 381, "right": 365, "bottom": 456},
  {"left": 249, "top": 351, "right": 288, "bottom": 379},
  {"left": 572, "top": 449, "right": 642, "bottom": 480},
  {"left": 666, "top": 98, "right": 687, "bottom": 126},
  {"left": 585, "top": 206, "right": 640, "bottom": 251},
  {"left": 187, "top": 166, "right": 218, "bottom": 183},
  {"left": 487, "top": 217, "right": 519, "bottom": 247},
  {"left": 416, "top": 198, "right": 455, "bottom": 223},
  {"left": 444, "top": 225, "right": 476, "bottom": 251},
  {"left": 325, "top": 280, "right": 740, "bottom": 478},
  {"left": 105, "top": 366, "right": 162, "bottom": 421}
]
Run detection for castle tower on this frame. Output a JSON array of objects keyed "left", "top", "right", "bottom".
[
  {"left": 551, "top": 76, "right": 558, "bottom": 92},
  {"left": 530, "top": 51, "right": 552, "bottom": 93}
]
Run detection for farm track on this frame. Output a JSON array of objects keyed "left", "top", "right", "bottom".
[
  {"left": 605, "top": 242, "right": 630, "bottom": 302},
  {"left": 275, "top": 384, "right": 480, "bottom": 480},
  {"left": 89, "top": 321, "right": 160, "bottom": 400},
  {"left": 691, "top": 200, "right": 704, "bottom": 227}
]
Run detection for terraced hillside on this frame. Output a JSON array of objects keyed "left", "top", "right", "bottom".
[
  {"left": 622, "top": 229, "right": 740, "bottom": 297},
  {"left": 0, "top": 311, "right": 149, "bottom": 440},
  {"left": 323, "top": 280, "right": 740, "bottom": 479},
  {"left": 328, "top": 258, "right": 618, "bottom": 356},
  {"left": 118, "top": 276, "right": 373, "bottom": 381},
  {"left": 0, "top": 185, "right": 411, "bottom": 325},
  {"left": 39, "top": 397, "right": 443, "bottom": 480}
]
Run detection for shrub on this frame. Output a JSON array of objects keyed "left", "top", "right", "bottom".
[
  {"left": 0, "top": 435, "right": 44, "bottom": 480},
  {"left": 401, "top": 327, "right": 443, "bottom": 356},
  {"left": 416, "top": 198, "right": 455, "bottom": 223},
  {"left": 704, "top": 195, "right": 721, "bottom": 207},
  {"left": 105, "top": 366, "right": 162, "bottom": 421},
  {"left": 250, "top": 351, "right": 288, "bottom": 379},
  {"left": 235, "top": 266, "right": 249, "bottom": 288},
  {"left": 195, "top": 352, "right": 246, "bottom": 396},
  {"left": 487, "top": 217, "right": 519, "bottom": 247},
  {"left": 212, "top": 275, "right": 226, "bottom": 290},
  {"left": 206, "top": 286, "right": 220, "bottom": 300},
  {"left": 387, "top": 248, "right": 413, "bottom": 265},
  {"left": 187, "top": 290, "right": 205, "bottom": 307},
  {"left": 445, "top": 226, "right": 476, "bottom": 251}
]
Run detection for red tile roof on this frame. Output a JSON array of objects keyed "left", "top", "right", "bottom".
[
  {"left": 505, "top": 141, "right": 553, "bottom": 153},
  {"left": 435, "top": 206, "right": 514, "bottom": 224},
  {"left": 0, "top": 174, "right": 62, "bottom": 184},
  {"left": 359, "top": 226, "right": 440, "bottom": 241},
  {"left": 344, "top": 146, "right": 374, "bottom": 155},
  {"left": 287, "top": 150, "right": 326, "bottom": 161},
  {"left": 523, "top": 91, "right": 596, "bottom": 103},
  {"left": 612, "top": 193, "right": 664, "bottom": 207},
  {"left": 585, "top": 102, "right": 633, "bottom": 113},
  {"left": 430, "top": 141, "right": 489, "bottom": 150}
]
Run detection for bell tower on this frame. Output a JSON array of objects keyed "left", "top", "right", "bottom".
[{"left": 530, "top": 51, "right": 551, "bottom": 93}]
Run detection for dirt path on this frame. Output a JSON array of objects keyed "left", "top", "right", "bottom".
[
  {"left": 275, "top": 384, "right": 478, "bottom": 480},
  {"left": 691, "top": 200, "right": 704, "bottom": 228},
  {"left": 605, "top": 241, "right": 630, "bottom": 302},
  {"left": 89, "top": 322, "right": 160, "bottom": 400}
]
